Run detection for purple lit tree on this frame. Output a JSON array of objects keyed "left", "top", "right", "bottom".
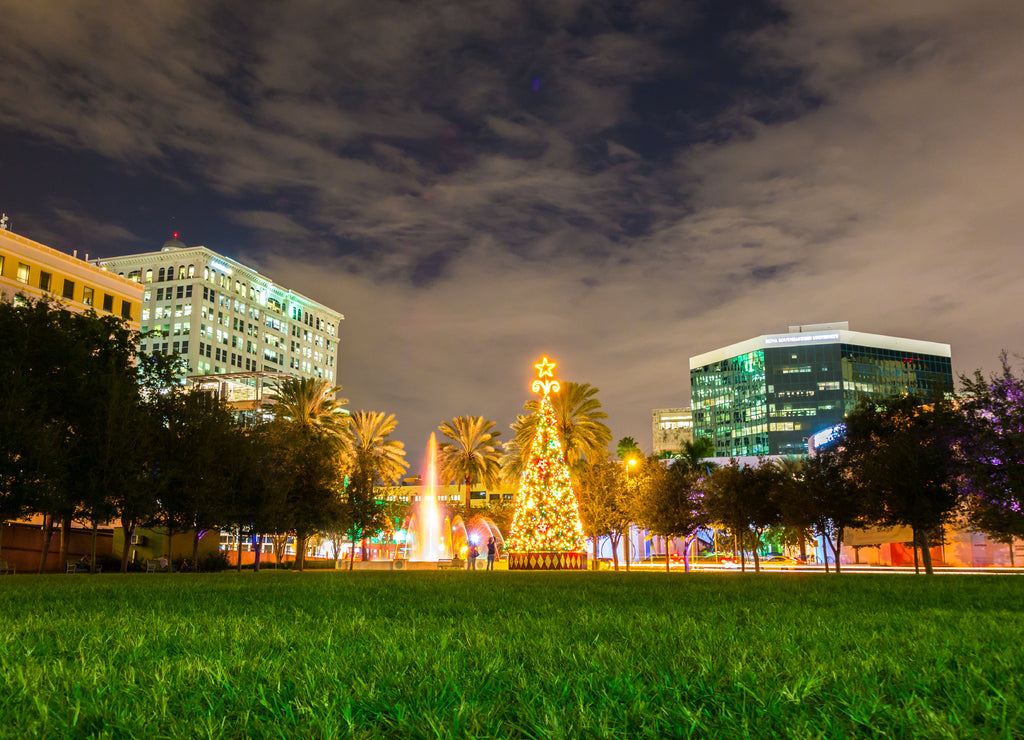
[{"left": 961, "top": 352, "right": 1024, "bottom": 564}]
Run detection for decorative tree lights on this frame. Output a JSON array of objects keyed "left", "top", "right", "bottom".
[{"left": 506, "top": 357, "right": 588, "bottom": 570}]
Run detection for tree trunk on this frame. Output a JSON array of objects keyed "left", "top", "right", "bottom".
[
  {"left": 192, "top": 531, "right": 201, "bottom": 572},
  {"left": 348, "top": 528, "right": 357, "bottom": 571},
  {"left": 464, "top": 477, "right": 472, "bottom": 522},
  {"left": 752, "top": 530, "right": 761, "bottom": 573},
  {"left": 912, "top": 529, "right": 920, "bottom": 574},
  {"left": 38, "top": 514, "right": 55, "bottom": 573},
  {"left": 121, "top": 520, "right": 135, "bottom": 573},
  {"left": 665, "top": 536, "right": 670, "bottom": 573},
  {"left": 1011, "top": 541, "right": 1016, "bottom": 567},
  {"left": 166, "top": 524, "right": 174, "bottom": 567},
  {"left": 90, "top": 519, "right": 99, "bottom": 574},
  {"left": 236, "top": 526, "right": 243, "bottom": 572},
  {"left": 610, "top": 532, "right": 620, "bottom": 571},
  {"left": 819, "top": 525, "right": 829, "bottom": 573},
  {"left": 253, "top": 534, "right": 263, "bottom": 573},
  {"left": 683, "top": 535, "right": 691, "bottom": 573},
  {"left": 741, "top": 528, "right": 749, "bottom": 577},
  {"left": 624, "top": 525, "right": 630, "bottom": 572},
  {"left": 919, "top": 529, "right": 934, "bottom": 575},
  {"left": 592, "top": 536, "right": 599, "bottom": 571},
  {"left": 295, "top": 530, "right": 306, "bottom": 572},
  {"left": 833, "top": 526, "right": 844, "bottom": 574},
  {"left": 59, "top": 515, "right": 71, "bottom": 568},
  {"left": 798, "top": 528, "right": 807, "bottom": 561}
]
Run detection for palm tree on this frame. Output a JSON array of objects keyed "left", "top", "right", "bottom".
[
  {"left": 617, "top": 437, "right": 641, "bottom": 461},
  {"left": 511, "top": 381, "right": 612, "bottom": 475},
  {"left": 437, "top": 416, "right": 503, "bottom": 519},
  {"left": 678, "top": 436, "right": 716, "bottom": 473},
  {"left": 341, "top": 411, "right": 409, "bottom": 485},
  {"left": 267, "top": 377, "right": 348, "bottom": 436},
  {"left": 340, "top": 411, "right": 409, "bottom": 567}
]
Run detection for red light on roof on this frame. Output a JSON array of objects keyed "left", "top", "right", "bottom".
[{"left": 173, "top": 232, "right": 179, "bottom": 239}]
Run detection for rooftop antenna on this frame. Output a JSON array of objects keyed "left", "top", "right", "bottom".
[{"left": 0, "top": 213, "right": 8, "bottom": 231}]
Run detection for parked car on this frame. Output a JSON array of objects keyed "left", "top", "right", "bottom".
[{"left": 760, "top": 554, "right": 800, "bottom": 568}]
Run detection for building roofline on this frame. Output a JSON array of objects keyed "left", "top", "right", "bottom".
[
  {"left": 98, "top": 245, "right": 344, "bottom": 321},
  {"left": 1, "top": 228, "right": 144, "bottom": 293},
  {"left": 690, "top": 327, "right": 951, "bottom": 369}
]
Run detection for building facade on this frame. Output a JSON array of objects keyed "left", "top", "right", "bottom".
[
  {"left": 97, "top": 237, "right": 343, "bottom": 383},
  {"left": 652, "top": 408, "right": 694, "bottom": 456},
  {"left": 689, "top": 322, "right": 953, "bottom": 457},
  {"left": 1, "top": 225, "right": 143, "bottom": 329}
]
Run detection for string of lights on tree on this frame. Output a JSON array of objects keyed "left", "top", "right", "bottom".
[{"left": 506, "top": 357, "right": 587, "bottom": 554}]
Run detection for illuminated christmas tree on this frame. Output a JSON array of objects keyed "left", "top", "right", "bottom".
[{"left": 507, "top": 357, "right": 587, "bottom": 561}]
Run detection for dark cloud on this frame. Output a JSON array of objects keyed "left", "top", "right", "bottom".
[{"left": 1, "top": 1, "right": 1023, "bottom": 460}]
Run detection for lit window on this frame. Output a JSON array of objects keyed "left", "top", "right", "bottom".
[
  {"left": 83, "top": 286, "right": 94, "bottom": 306},
  {"left": 16, "top": 262, "right": 30, "bottom": 284},
  {"left": 145, "top": 269, "right": 153, "bottom": 283}
]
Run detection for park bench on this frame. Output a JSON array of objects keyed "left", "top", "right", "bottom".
[
  {"left": 0, "top": 559, "right": 13, "bottom": 575},
  {"left": 437, "top": 558, "right": 464, "bottom": 570},
  {"left": 67, "top": 559, "right": 102, "bottom": 573},
  {"left": 145, "top": 559, "right": 169, "bottom": 573}
]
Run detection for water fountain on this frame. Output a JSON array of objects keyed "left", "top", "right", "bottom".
[{"left": 395, "top": 433, "right": 504, "bottom": 568}]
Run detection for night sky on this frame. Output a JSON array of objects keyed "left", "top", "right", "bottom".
[{"left": 2, "top": 1, "right": 1023, "bottom": 468}]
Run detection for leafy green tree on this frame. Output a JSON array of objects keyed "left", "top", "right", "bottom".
[
  {"left": 264, "top": 419, "right": 346, "bottom": 571},
  {"left": 437, "top": 416, "right": 503, "bottom": 520},
  {"left": 259, "top": 377, "right": 351, "bottom": 571},
  {"left": 576, "top": 453, "right": 629, "bottom": 570},
  {"left": 637, "top": 459, "right": 711, "bottom": 572},
  {"left": 0, "top": 297, "right": 151, "bottom": 572},
  {"left": 839, "top": 394, "right": 966, "bottom": 575},
  {"left": 771, "top": 455, "right": 814, "bottom": 562},
  {"left": 960, "top": 353, "right": 1024, "bottom": 564},
  {"left": 799, "top": 449, "right": 869, "bottom": 573},
  {"left": 704, "top": 459, "right": 782, "bottom": 572}
]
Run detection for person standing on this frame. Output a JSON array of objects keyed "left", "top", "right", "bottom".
[
  {"left": 486, "top": 537, "right": 496, "bottom": 571},
  {"left": 468, "top": 544, "right": 480, "bottom": 570}
]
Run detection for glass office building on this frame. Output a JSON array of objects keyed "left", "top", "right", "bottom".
[{"left": 690, "top": 322, "right": 953, "bottom": 457}]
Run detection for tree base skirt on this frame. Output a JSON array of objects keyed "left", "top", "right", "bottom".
[{"left": 507, "top": 551, "right": 588, "bottom": 570}]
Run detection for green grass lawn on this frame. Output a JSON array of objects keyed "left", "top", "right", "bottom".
[{"left": 1, "top": 571, "right": 1022, "bottom": 739}]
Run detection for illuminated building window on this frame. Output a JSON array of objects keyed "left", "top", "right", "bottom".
[
  {"left": 16, "top": 262, "right": 30, "bottom": 284},
  {"left": 83, "top": 286, "right": 94, "bottom": 306}
]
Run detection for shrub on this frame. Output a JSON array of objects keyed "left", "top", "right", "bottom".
[{"left": 199, "top": 550, "right": 230, "bottom": 572}]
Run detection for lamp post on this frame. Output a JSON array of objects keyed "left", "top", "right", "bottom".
[{"left": 624, "top": 457, "right": 637, "bottom": 571}]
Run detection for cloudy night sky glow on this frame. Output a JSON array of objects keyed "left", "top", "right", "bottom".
[{"left": 1, "top": 1, "right": 1022, "bottom": 465}]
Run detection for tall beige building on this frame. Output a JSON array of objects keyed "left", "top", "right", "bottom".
[{"left": 98, "top": 237, "right": 343, "bottom": 383}]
